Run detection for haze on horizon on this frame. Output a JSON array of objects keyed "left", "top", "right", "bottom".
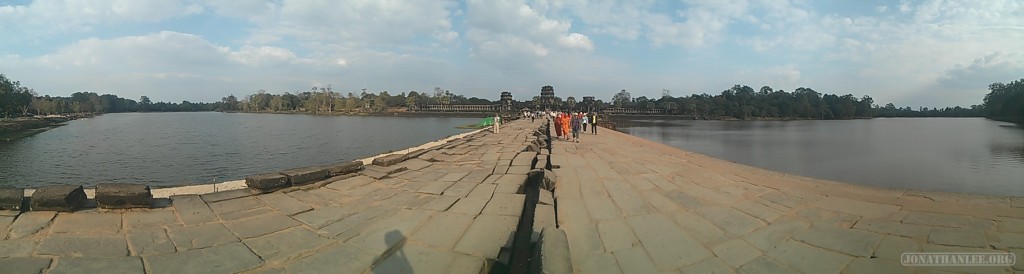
[{"left": 1, "top": 0, "right": 1021, "bottom": 108}]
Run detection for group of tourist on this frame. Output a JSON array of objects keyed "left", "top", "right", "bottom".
[{"left": 549, "top": 111, "right": 597, "bottom": 142}]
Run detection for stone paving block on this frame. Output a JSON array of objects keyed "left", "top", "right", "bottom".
[
  {"left": 482, "top": 193, "right": 525, "bottom": 216},
  {"left": 743, "top": 220, "right": 810, "bottom": 251},
  {"left": 765, "top": 240, "right": 852, "bottom": 274},
  {"left": 291, "top": 206, "right": 352, "bottom": 229},
  {"left": 50, "top": 256, "right": 145, "bottom": 274},
  {"left": 421, "top": 195, "right": 460, "bottom": 211},
  {"left": 596, "top": 219, "right": 639, "bottom": 253},
  {"left": 737, "top": 256, "right": 796, "bottom": 274},
  {"left": 579, "top": 253, "right": 621, "bottom": 274},
  {"left": 454, "top": 214, "right": 518, "bottom": 259},
  {"left": 611, "top": 246, "right": 658, "bottom": 274},
  {"left": 37, "top": 234, "right": 129, "bottom": 257},
  {"left": 243, "top": 226, "right": 333, "bottom": 265},
  {"left": 793, "top": 224, "right": 883, "bottom": 257},
  {"left": 873, "top": 235, "right": 919, "bottom": 262},
  {"left": 696, "top": 206, "right": 766, "bottom": 236},
  {"left": 218, "top": 207, "right": 275, "bottom": 221},
  {"left": 373, "top": 244, "right": 456, "bottom": 274},
  {"left": 284, "top": 243, "right": 377, "bottom": 274},
  {"left": 126, "top": 227, "right": 176, "bottom": 256},
  {"left": 534, "top": 204, "right": 556, "bottom": 235},
  {"left": 280, "top": 166, "right": 329, "bottom": 186},
  {"left": 604, "top": 182, "right": 654, "bottom": 217},
  {"left": 842, "top": 258, "right": 911, "bottom": 274},
  {"left": 446, "top": 252, "right": 487, "bottom": 273},
  {"left": 395, "top": 158, "right": 432, "bottom": 171},
  {"left": 208, "top": 196, "right": 264, "bottom": 216},
  {"left": 0, "top": 239, "right": 37, "bottom": 257},
  {"left": 679, "top": 257, "right": 734, "bottom": 274},
  {"left": 627, "top": 213, "right": 712, "bottom": 270},
  {"left": 145, "top": 242, "right": 263, "bottom": 273},
  {"left": 319, "top": 206, "right": 399, "bottom": 240},
  {"left": 256, "top": 192, "right": 313, "bottom": 216},
  {"left": 417, "top": 180, "right": 458, "bottom": 195},
  {"left": 506, "top": 165, "right": 532, "bottom": 175},
  {"left": 345, "top": 209, "right": 433, "bottom": 258},
  {"left": 986, "top": 231, "right": 1024, "bottom": 249},
  {"left": 811, "top": 196, "right": 900, "bottom": 218},
  {"left": 167, "top": 222, "right": 240, "bottom": 251},
  {"left": 0, "top": 216, "right": 12, "bottom": 239},
  {"left": 170, "top": 194, "right": 218, "bottom": 225},
  {"left": 324, "top": 175, "right": 375, "bottom": 192},
  {"left": 410, "top": 212, "right": 475, "bottom": 249},
  {"left": 734, "top": 201, "right": 783, "bottom": 223},
  {"left": 640, "top": 190, "right": 679, "bottom": 213},
  {"left": 582, "top": 191, "right": 621, "bottom": 221},
  {"left": 494, "top": 180, "right": 524, "bottom": 194},
  {"left": 442, "top": 181, "right": 478, "bottom": 198},
  {"left": 0, "top": 257, "right": 52, "bottom": 274},
  {"left": 438, "top": 172, "right": 470, "bottom": 182},
  {"left": 995, "top": 216, "right": 1024, "bottom": 233},
  {"left": 448, "top": 198, "right": 488, "bottom": 215},
  {"left": 927, "top": 227, "right": 989, "bottom": 248},
  {"left": 224, "top": 211, "right": 301, "bottom": 239},
  {"left": 670, "top": 211, "right": 729, "bottom": 246},
  {"left": 124, "top": 209, "right": 179, "bottom": 229},
  {"left": 284, "top": 190, "right": 334, "bottom": 207},
  {"left": 50, "top": 212, "right": 122, "bottom": 234},
  {"left": 851, "top": 219, "right": 930, "bottom": 238},
  {"left": 199, "top": 188, "right": 258, "bottom": 203},
  {"left": 712, "top": 238, "right": 762, "bottom": 268},
  {"left": 466, "top": 184, "right": 497, "bottom": 200},
  {"left": 6, "top": 211, "right": 56, "bottom": 239},
  {"left": 902, "top": 211, "right": 995, "bottom": 230}
]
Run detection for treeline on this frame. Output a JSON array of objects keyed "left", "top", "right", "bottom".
[
  {"left": 983, "top": 78, "right": 1024, "bottom": 123},
  {"left": 1, "top": 73, "right": 216, "bottom": 117},
  {"left": 225, "top": 87, "right": 495, "bottom": 113},
  {"left": 607, "top": 85, "right": 877, "bottom": 119}
]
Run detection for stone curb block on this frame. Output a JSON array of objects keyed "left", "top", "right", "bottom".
[
  {"left": 323, "top": 161, "right": 363, "bottom": 176},
  {"left": 30, "top": 185, "right": 87, "bottom": 211},
  {"left": 280, "top": 167, "right": 329, "bottom": 186},
  {"left": 372, "top": 154, "right": 406, "bottom": 167},
  {"left": 245, "top": 173, "right": 290, "bottom": 193},
  {"left": 95, "top": 183, "right": 152, "bottom": 209},
  {"left": 0, "top": 187, "right": 25, "bottom": 211},
  {"left": 540, "top": 225, "right": 572, "bottom": 274}
]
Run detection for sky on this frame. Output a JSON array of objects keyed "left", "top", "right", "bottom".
[{"left": 1, "top": 0, "right": 1021, "bottom": 107}]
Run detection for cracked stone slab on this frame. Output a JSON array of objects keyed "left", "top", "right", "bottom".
[
  {"left": 243, "top": 226, "right": 334, "bottom": 264},
  {"left": 37, "top": 234, "right": 129, "bottom": 258},
  {"left": 793, "top": 225, "right": 883, "bottom": 257},
  {"left": 124, "top": 210, "right": 179, "bottom": 229},
  {"left": 927, "top": 227, "right": 989, "bottom": 248},
  {"left": 6, "top": 211, "right": 56, "bottom": 239},
  {"left": 170, "top": 194, "right": 217, "bottom": 225},
  {"left": 144, "top": 242, "right": 263, "bottom": 273},
  {"left": 50, "top": 212, "right": 122, "bottom": 234},
  {"left": 49, "top": 256, "right": 145, "bottom": 274},
  {"left": 626, "top": 213, "right": 712, "bottom": 270},
  {"left": 126, "top": 227, "right": 176, "bottom": 256},
  {"left": 167, "top": 222, "right": 240, "bottom": 251}
]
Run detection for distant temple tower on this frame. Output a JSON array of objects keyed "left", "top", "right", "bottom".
[
  {"left": 582, "top": 96, "right": 596, "bottom": 112},
  {"left": 500, "top": 91, "right": 513, "bottom": 112},
  {"left": 540, "top": 85, "right": 555, "bottom": 110}
]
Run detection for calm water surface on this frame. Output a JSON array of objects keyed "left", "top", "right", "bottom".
[
  {"left": 0, "top": 112, "right": 477, "bottom": 188},
  {"left": 613, "top": 117, "right": 1024, "bottom": 197}
]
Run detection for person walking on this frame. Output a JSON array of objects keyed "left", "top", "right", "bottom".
[
  {"left": 581, "top": 113, "right": 589, "bottom": 132},
  {"left": 571, "top": 112, "right": 582, "bottom": 142},
  {"left": 590, "top": 112, "right": 598, "bottom": 135},
  {"left": 553, "top": 112, "right": 563, "bottom": 139},
  {"left": 561, "top": 112, "right": 571, "bottom": 140}
]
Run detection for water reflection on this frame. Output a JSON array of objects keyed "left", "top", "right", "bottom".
[{"left": 612, "top": 117, "right": 1024, "bottom": 197}]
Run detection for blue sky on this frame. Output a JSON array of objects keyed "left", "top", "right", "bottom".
[{"left": 1, "top": 0, "right": 1021, "bottom": 107}]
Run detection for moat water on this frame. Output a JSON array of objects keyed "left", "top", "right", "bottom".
[
  {"left": 613, "top": 117, "right": 1024, "bottom": 197},
  {"left": 0, "top": 112, "right": 477, "bottom": 188}
]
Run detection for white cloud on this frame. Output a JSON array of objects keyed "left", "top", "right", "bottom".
[
  {"left": 464, "top": 0, "right": 594, "bottom": 70},
  {"left": 0, "top": 0, "right": 201, "bottom": 33}
]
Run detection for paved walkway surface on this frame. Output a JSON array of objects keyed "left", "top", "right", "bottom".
[
  {"left": 0, "top": 119, "right": 544, "bottom": 274},
  {"left": 550, "top": 124, "right": 1024, "bottom": 273}
]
